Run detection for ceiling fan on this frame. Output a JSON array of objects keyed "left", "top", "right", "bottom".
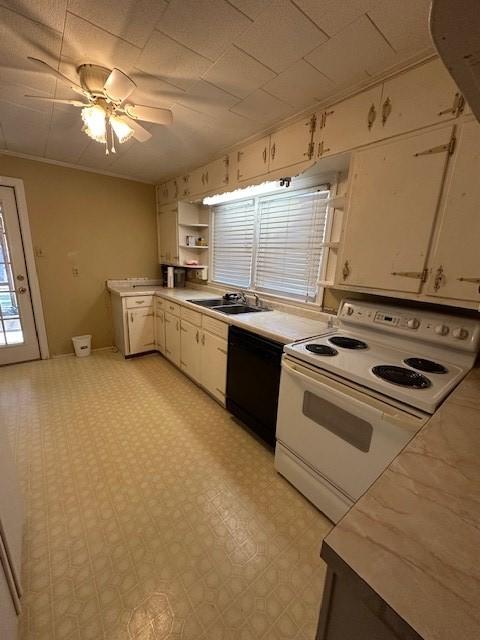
[{"left": 25, "top": 57, "right": 173, "bottom": 154}]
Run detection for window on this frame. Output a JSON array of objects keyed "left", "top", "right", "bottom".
[{"left": 211, "top": 185, "right": 330, "bottom": 302}]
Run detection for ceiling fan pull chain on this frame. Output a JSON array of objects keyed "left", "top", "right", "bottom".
[{"left": 110, "top": 121, "right": 117, "bottom": 154}]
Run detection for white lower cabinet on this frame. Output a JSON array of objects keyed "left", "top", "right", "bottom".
[
  {"left": 180, "top": 319, "right": 201, "bottom": 382},
  {"left": 128, "top": 307, "right": 155, "bottom": 354},
  {"left": 164, "top": 311, "right": 181, "bottom": 366},
  {"left": 155, "top": 310, "right": 165, "bottom": 354},
  {"left": 200, "top": 330, "right": 228, "bottom": 404}
]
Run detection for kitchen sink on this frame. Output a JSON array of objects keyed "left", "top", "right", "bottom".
[
  {"left": 187, "top": 298, "right": 230, "bottom": 308},
  {"left": 213, "top": 304, "right": 268, "bottom": 315}
]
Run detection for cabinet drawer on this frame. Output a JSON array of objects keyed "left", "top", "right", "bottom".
[
  {"left": 162, "top": 300, "right": 181, "bottom": 316},
  {"left": 126, "top": 295, "right": 153, "bottom": 309},
  {"left": 202, "top": 315, "right": 228, "bottom": 339},
  {"left": 181, "top": 306, "right": 202, "bottom": 327},
  {"left": 155, "top": 297, "right": 164, "bottom": 310}
]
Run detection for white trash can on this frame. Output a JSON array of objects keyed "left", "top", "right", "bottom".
[{"left": 72, "top": 334, "right": 92, "bottom": 357}]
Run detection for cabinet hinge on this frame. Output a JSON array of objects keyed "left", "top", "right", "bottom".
[
  {"left": 414, "top": 135, "right": 456, "bottom": 157},
  {"left": 391, "top": 269, "right": 428, "bottom": 282},
  {"left": 304, "top": 141, "right": 315, "bottom": 159},
  {"left": 448, "top": 134, "right": 457, "bottom": 155},
  {"left": 308, "top": 114, "right": 317, "bottom": 134}
]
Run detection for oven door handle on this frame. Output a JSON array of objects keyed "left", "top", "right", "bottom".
[{"left": 282, "top": 359, "right": 424, "bottom": 429}]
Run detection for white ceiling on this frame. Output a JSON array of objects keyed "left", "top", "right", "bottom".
[{"left": 0, "top": 0, "right": 434, "bottom": 183}]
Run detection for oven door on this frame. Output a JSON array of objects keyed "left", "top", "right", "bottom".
[{"left": 276, "top": 357, "right": 426, "bottom": 501}]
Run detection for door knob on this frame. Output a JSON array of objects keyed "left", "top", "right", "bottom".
[
  {"left": 16, "top": 274, "right": 25, "bottom": 281},
  {"left": 17, "top": 287, "right": 27, "bottom": 294}
]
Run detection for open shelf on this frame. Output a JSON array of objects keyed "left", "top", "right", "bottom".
[
  {"left": 179, "top": 244, "right": 208, "bottom": 249},
  {"left": 178, "top": 223, "right": 209, "bottom": 228},
  {"left": 326, "top": 195, "right": 346, "bottom": 209}
]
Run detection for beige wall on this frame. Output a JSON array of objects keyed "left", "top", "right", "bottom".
[{"left": 0, "top": 155, "right": 158, "bottom": 355}]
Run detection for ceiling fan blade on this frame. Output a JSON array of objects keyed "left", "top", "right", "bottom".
[
  {"left": 118, "top": 117, "right": 152, "bottom": 142},
  {"left": 27, "top": 56, "right": 87, "bottom": 97},
  {"left": 124, "top": 103, "right": 173, "bottom": 126},
  {"left": 104, "top": 68, "right": 136, "bottom": 103},
  {"left": 24, "top": 95, "right": 88, "bottom": 107}
]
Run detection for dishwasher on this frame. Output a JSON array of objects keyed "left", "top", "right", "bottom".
[{"left": 226, "top": 326, "right": 284, "bottom": 446}]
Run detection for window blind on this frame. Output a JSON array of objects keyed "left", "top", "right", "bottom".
[
  {"left": 212, "top": 198, "right": 255, "bottom": 287},
  {"left": 254, "top": 188, "right": 329, "bottom": 300}
]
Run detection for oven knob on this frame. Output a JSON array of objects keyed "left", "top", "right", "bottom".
[
  {"left": 435, "top": 324, "right": 449, "bottom": 336},
  {"left": 407, "top": 318, "right": 420, "bottom": 329},
  {"left": 452, "top": 327, "right": 469, "bottom": 340},
  {"left": 346, "top": 306, "right": 354, "bottom": 316}
]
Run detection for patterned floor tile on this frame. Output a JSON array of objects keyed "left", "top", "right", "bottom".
[{"left": 0, "top": 351, "right": 332, "bottom": 639}]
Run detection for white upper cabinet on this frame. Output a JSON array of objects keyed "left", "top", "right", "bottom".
[
  {"left": 269, "top": 116, "right": 315, "bottom": 172},
  {"left": 380, "top": 59, "right": 463, "bottom": 139},
  {"left": 338, "top": 125, "right": 455, "bottom": 294},
  {"left": 157, "top": 205, "right": 178, "bottom": 264},
  {"left": 316, "top": 85, "right": 383, "bottom": 158},
  {"left": 157, "top": 179, "right": 178, "bottom": 204},
  {"left": 426, "top": 119, "right": 480, "bottom": 303},
  {"left": 187, "top": 166, "right": 205, "bottom": 198},
  {"left": 203, "top": 156, "right": 229, "bottom": 193},
  {"left": 236, "top": 136, "right": 270, "bottom": 182}
]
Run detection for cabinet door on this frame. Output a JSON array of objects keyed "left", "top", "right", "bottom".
[
  {"left": 128, "top": 307, "right": 155, "bottom": 354},
  {"left": 426, "top": 119, "right": 480, "bottom": 302},
  {"left": 180, "top": 319, "right": 201, "bottom": 381},
  {"left": 318, "top": 85, "right": 383, "bottom": 158},
  {"left": 200, "top": 331, "right": 228, "bottom": 405},
  {"left": 157, "top": 207, "right": 178, "bottom": 264},
  {"left": 269, "top": 116, "right": 315, "bottom": 172},
  {"left": 187, "top": 166, "right": 206, "bottom": 198},
  {"left": 166, "top": 179, "right": 178, "bottom": 202},
  {"left": 204, "top": 156, "right": 229, "bottom": 192},
  {"left": 338, "top": 126, "right": 454, "bottom": 293},
  {"left": 237, "top": 136, "right": 270, "bottom": 182},
  {"left": 155, "top": 310, "right": 165, "bottom": 353},
  {"left": 380, "top": 59, "right": 463, "bottom": 139},
  {"left": 164, "top": 312, "right": 180, "bottom": 366}
]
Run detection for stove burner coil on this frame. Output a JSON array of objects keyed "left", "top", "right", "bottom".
[
  {"left": 329, "top": 336, "right": 368, "bottom": 350},
  {"left": 305, "top": 344, "right": 338, "bottom": 356},
  {"left": 404, "top": 357, "right": 448, "bottom": 374},
  {"left": 372, "top": 365, "right": 431, "bottom": 389}
]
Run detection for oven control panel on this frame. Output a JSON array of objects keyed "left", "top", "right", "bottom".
[{"left": 340, "top": 300, "right": 480, "bottom": 352}]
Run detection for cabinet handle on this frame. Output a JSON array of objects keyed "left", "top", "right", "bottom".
[
  {"left": 457, "top": 276, "right": 480, "bottom": 283},
  {"left": 342, "top": 260, "right": 351, "bottom": 280},
  {"left": 215, "top": 387, "right": 225, "bottom": 396},
  {"left": 205, "top": 171, "right": 208, "bottom": 183},
  {"left": 237, "top": 150, "right": 243, "bottom": 162},
  {"left": 201, "top": 173, "right": 205, "bottom": 185},
  {"left": 433, "top": 265, "right": 445, "bottom": 291},
  {"left": 180, "top": 325, "right": 187, "bottom": 332},
  {"left": 316, "top": 140, "right": 330, "bottom": 157},
  {"left": 381, "top": 97, "right": 392, "bottom": 125},
  {"left": 262, "top": 146, "right": 267, "bottom": 164},
  {"left": 130, "top": 312, "right": 134, "bottom": 322},
  {"left": 176, "top": 321, "right": 179, "bottom": 331},
  {"left": 196, "top": 330, "right": 199, "bottom": 343},
  {"left": 217, "top": 347, "right": 227, "bottom": 355},
  {"left": 135, "top": 300, "right": 145, "bottom": 304},
  {"left": 270, "top": 143, "right": 276, "bottom": 161},
  {"left": 367, "top": 104, "right": 376, "bottom": 130},
  {"left": 201, "top": 333, "right": 205, "bottom": 346}
]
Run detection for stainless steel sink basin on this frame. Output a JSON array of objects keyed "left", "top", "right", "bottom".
[
  {"left": 213, "top": 304, "right": 268, "bottom": 315},
  {"left": 187, "top": 298, "right": 228, "bottom": 308}
]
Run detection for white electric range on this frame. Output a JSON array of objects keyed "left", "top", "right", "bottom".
[{"left": 275, "top": 299, "right": 480, "bottom": 522}]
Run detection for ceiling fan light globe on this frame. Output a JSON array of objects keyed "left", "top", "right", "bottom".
[
  {"left": 81, "top": 104, "right": 107, "bottom": 143},
  {"left": 110, "top": 115, "right": 134, "bottom": 144}
]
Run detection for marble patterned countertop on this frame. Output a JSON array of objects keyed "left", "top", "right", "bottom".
[
  {"left": 108, "top": 283, "right": 332, "bottom": 344},
  {"left": 324, "top": 366, "right": 480, "bottom": 640}
]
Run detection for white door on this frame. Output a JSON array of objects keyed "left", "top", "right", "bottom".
[
  {"left": 269, "top": 116, "right": 314, "bottom": 172},
  {"left": 155, "top": 308, "right": 165, "bottom": 354},
  {"left": 180, "top": 319, "right": 201, "bottom": 381},
  {"left": 317, "top": 85, "right": 383, "bottom": 158},
  {"left": 187, "top": 166, "right": 206, "bottom": 198},
  {"left": 128, "top": 307, "right": 155, "bottom": 354},
  {"left": 204, "top": 156, "right": 229, "bottom": 192},
  {"left": 0, "top": 186, "right": 40, "bottom": 365},
  {"left": 200, "top": 330, "right": 228, "bottom": 405},
  {"left": 338, "top": 126, "right": 454, "bottom": 293},
  {"left": 164, "top": 311, "right": 180, "bottom": 366},
  {"left": 237, "top": 136, "right": 270, "bottom": 182},
  {"left": 426, "top": 119, "right": 480, "bottom": 302}
]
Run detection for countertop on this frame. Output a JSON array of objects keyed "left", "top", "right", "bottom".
[
  {"left": 108, "top": 284, "right": 331, "bottom": 344},
  {"left": 324, "top": 366, "right": 480, "bottom": 640}
]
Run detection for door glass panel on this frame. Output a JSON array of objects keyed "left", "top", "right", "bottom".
[
  {"left": 0, "top": 205, "right": 24, "bottom": 346},
  {"left": 302, "top": 391, "right": 373, "bottom": 452}
]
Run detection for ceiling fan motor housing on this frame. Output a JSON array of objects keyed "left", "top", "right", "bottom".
[{"left": 77, "top": 64, "right": 111, "bottom": 97}]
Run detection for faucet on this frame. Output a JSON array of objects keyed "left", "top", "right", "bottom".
[
  {"left": 253, "top": 293, "right": 261, "bottom": 308},
  {"left": 238, "top": 290, "right": 248, "bottom": 304}
]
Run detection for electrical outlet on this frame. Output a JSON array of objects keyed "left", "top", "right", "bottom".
[{"left": 72, "top": 267, "right": 79, "bottom": 277}]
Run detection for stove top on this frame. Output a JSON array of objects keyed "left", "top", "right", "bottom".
[{"left": 284, "top": 300, "right": 480, "bottom": 414}]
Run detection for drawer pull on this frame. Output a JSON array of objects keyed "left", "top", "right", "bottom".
[
  {"left": 135, "top": 300, "right": 145, "bottom": 304},
  {"left": 458, "top": 276, "right": 480, "bottom": 284}
]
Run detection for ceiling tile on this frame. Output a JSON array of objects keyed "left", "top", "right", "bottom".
[
  {"left": 293, "top": 0, "right": 380, "bottom": 37},
  {"left": 305, "top": 15, "right": 396, "bottom": 86},
  {"left": 0, "top": 99, "right": 50, "bottom": 155},
  {"left": 230, "top": 89, "right": 294, "bottom": 123},
  {"left": 263, "top": 59, "right": 334, "bottom": 108},
  {"left": 137, "top": 30, "right": 211, "bottom": 90},
  {"left": 227, "top": 0, "right": 269, "bottom": 20},
  {"left": 234, "top": 0, "right": 327, "bottom": 73},
  {"left": 0, "top": 6, "right": 62, "bottom": 71},
  {"left": 0, "top": 80, "right": 54, "bottom": 114},
  {"left": 67, "top": 0, "right": 168, "bottom": 48},
  {"left": 368, "top": 0, "right": 432, "bottom": 53},
  {"left": 44, "top": 104, "right": 90, "bottom": 163},
  {"left": 203, "top": 46, "right": 275, "bottom": 98},
  {"left": 60, "top": 12, "right": 142, "bottom": 76},
  {"left": 157, "top": 0, "right": 251, "bottom": 61},
  {"left": 178, "top": 80, "right": 239, "bottom": 116},
  {"left": 129, "top": 70, "right": 185, "bottom": 109},
  {"left": 3, "top": 0, "right": 68, "bottom": 33}
]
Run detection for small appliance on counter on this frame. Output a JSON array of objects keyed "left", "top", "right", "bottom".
[{"left": 161, "top": 265, "right": 186, "bottom": 288}]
